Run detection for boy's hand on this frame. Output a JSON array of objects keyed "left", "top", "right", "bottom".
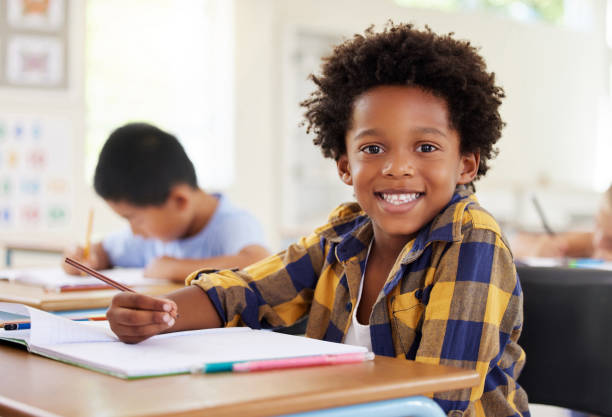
[
  {"left": 594, "top": 247, "right": 612, "bottom": 261},
  {"left": 62, "top": 242, "right": 111, "bottom": 275},
  {"left": 62, "top": 245, "right": 87, "bottom": 274},
  {"left": 106, "top": 293, "right": 178, "bottom": 344},
  {"left": 144, "top": 256, "right": 183, "bottom": 281}
]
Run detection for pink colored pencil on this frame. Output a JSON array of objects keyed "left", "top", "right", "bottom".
[{"left": 232, "top": 351, "right": 375, "bottom": 373}]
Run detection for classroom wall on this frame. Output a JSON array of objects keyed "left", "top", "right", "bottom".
[{"left": 0, "top": 0, "right": 87, "bottom": 249}]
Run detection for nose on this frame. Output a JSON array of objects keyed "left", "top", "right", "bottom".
[{"left": 381, "top": 152, "right": 414, "bottom": 177}]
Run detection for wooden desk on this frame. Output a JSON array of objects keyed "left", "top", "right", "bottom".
[
  {"left": 0, "top": 344, "right": 479, "bottom": 417},
  {"left": 0, "top": 281, "right": 183, "bottom": 311}
]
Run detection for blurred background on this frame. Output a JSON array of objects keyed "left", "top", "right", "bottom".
[{"left": 0, "top": 0, "right": 610, "bottom": 256}]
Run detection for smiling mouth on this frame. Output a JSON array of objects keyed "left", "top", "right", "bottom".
[{"left": 376, "top": 192, "right": 423, "bottom": 205}]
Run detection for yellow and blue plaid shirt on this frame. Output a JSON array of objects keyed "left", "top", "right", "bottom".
[{"left": 187, "top": 189, "right": 529, "bottom": 416}]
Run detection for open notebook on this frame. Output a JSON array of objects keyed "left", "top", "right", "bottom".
[
  {"left": 0, "top": 267, "right": 167, "bottom": 291},
  {"left": 0, "top": 302, "right": 367, "bottom": 379}
]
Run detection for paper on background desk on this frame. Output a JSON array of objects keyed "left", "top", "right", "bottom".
[
  {"left": 0, "top": 302, "right": 367, "bottom": 379},
  {"left": 517, "top": 257, "right": 612, "bottom": 270},
  {"left": 0, "top": 267, "right": 168, "bottom": 291}
]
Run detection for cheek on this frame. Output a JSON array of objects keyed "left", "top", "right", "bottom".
[{"left": 423, "top": 163, "right": 456, "bottom": 189}]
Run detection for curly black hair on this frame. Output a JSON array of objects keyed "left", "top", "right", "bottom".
[{"left": 301, "top": 22, "right": 505, "bottom": 181}]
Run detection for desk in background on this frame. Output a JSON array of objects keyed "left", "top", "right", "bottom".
[
  {"left": 0, "top": 346, "right": 479, "bottom": 417},
  {"left": 0, "top": 281, "right": 182, "bottom": 311},
  {"left": 2, "top": 242, "right": 64, "bottom": 267}
]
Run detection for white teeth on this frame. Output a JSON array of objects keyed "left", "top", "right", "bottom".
[{"left": 380, "top": 193, "right": 421, "bottom": 205}]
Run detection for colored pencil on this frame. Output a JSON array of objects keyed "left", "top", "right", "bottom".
[
  {"left": 232, "top": 352, "right": 375, "bottom": 372},
  {"left": 192, "top": 352, "right": 374, "bottom": 374},
  {"left": 64, "top": 257, "right": 136, "bottom": 293},
  {"left": 83, "top": 208, "right": 94, "bottom": 260},
  {"left": 531, "top": 196, "right": 555, "bottom": 236}
]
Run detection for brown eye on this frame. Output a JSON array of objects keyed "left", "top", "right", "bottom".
[
  {"left": 362, "top": 145, "right": 382, "bottom": 154},
  {"left": 417, "top": 144, "right": 437, "bottom": 153}
]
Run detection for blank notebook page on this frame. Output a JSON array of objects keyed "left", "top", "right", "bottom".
[{"left": 36, "top": 325, "right": 367, "bottom": 378}]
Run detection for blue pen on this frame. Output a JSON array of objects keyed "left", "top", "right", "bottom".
[
  {"left": 3, "top": 322, "right": 31, "bottom": 330},
  {"left": 3, "top": 317, "right": 94, "bottom": 331}
]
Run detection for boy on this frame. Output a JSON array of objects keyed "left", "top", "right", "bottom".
[
  {"left": 514, "top": 184, "right": 612, "bottom": 260},
  {"left": 106, "top": 24, "right": 528, "bottom": 416},
  {"left": 63, "top": 123, "right": 270, "bottom": 282}
]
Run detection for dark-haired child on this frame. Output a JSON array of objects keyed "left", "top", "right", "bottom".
[
  {"left": 63, "top": 123, "right": 270, "bottom": 282},
  {"left": 105, "top": 24, "right": 528, "bottom": 416}
]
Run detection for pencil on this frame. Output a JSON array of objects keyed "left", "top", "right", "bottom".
[
  {"left": 232, "top": 352, "right": 375, "bottom": 373},
  {"left": 64, "top": 257, "right": 136, "bottom": 293},
  {"left": 3, "top": 316, "right": 107, "bottom": 331},
  {"left": 83, "top": 208, "right": 94, "bottom": 260},
  {"left": 531, "top": 195, "right": 555, "bottom": 236},
  {"left": 64, "top": 258, "right": 179, "bottom": 320}
]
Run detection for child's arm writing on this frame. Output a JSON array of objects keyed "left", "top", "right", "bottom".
[
  {"left": 106, "top": 286, "right": 222, "bottom": 344},
  {"left": 143, "top": 244, "right": 270, "bottom": 282}
]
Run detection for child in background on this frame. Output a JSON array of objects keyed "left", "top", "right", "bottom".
[
  {"left": 513, "top": 184, "right": 612, "bottom": 260},
  {"left": 63, "top": 123, "right": 269, "bottom": 282},
  {"left": 105, "top": 24, "right": 528, "bottom": 416}
]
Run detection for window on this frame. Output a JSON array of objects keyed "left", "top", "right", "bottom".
[
  {"left": 85, "top": 0, "right": 234, "bottom": 189},
  {"left": 393, "top": 0, "right": 564, "bottom": 25}
]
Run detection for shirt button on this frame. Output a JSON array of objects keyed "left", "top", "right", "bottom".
[{"left": 346, "top": 302, "right": 352, "bottom": 311}]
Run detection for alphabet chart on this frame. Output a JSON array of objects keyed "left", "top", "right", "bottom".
[{"left": 0, "top": 113, "right": 74, "bottom": 236}]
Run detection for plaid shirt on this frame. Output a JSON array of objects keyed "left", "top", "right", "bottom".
[{"left": 187, "top": 189, "right": 529, "bottom": 416}]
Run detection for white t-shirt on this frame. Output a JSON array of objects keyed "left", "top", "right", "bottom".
[{"left": 344, "top": 241, "right": 373, "bottom": 351}]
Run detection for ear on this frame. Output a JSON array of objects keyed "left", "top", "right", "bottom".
[
  {"left": 336, "top": 154, "right": 353, "bottom": 186},
  {"left": 457, "top": 151, "right": 480, "bottom": 185},
  {"left": 167, "top": 185, "right": 191, "bottom": 210}
]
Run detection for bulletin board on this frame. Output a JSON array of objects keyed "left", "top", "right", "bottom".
[{"left": 0, "top": 0, "right": 69, "bottom": 89}]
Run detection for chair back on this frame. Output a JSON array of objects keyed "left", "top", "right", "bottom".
[{"left": 517, "top": 265, "right": 612, "bottom": 417}]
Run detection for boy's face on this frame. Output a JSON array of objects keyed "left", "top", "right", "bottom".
[
  {"left": 593, "top": 206, "right": 612, "bottom": 260},
  {"left": 106, "top": 198, "right": 189, "bottom": 242},
  {"left": 337, "top": 85, "right": 478, "bottom": 243}
]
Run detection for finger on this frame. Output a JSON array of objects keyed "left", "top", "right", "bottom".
[
  {"left": 108, "top": 306, "right": 176, "bottom": 327},
  {"left": 110, "top": 320, "right": 174, "bottom": 339},
  {"left": 116, "top": 335, "right": 152, "bottom": 344},
  {"left": 110, "top": 293, "right": 176, "bottom": 313}
]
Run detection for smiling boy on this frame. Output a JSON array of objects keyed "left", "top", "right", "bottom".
[{"left": 105, "top": 24, "right": 528, "bottom": 416}]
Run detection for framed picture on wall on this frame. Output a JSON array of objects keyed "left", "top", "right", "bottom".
[
  {"left": 7, "top": 0, "right": 65, "bottom": 31},
  {"left": 0, "top": 0, "right": 69, "bottom": 89},
  {"left": 6, "top": 35, "right": 63, "bottom": 85}
]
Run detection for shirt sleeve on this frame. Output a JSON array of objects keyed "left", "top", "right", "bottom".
[
  {"left": 101, "top": 227, "right": 148, "bottom": 268},
  {"left": 415, "top": 227, "right": 524, "bottom": 415},
  {"left": 213, "top": 210, "right": 268, "bottom": 254},
  {"left": 186, "top": 231, "right": 325, "bottom": 329}
]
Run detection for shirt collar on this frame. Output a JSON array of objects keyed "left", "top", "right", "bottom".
[{"left": 321, "top": 187, "right": 477, "bottom": 264}]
